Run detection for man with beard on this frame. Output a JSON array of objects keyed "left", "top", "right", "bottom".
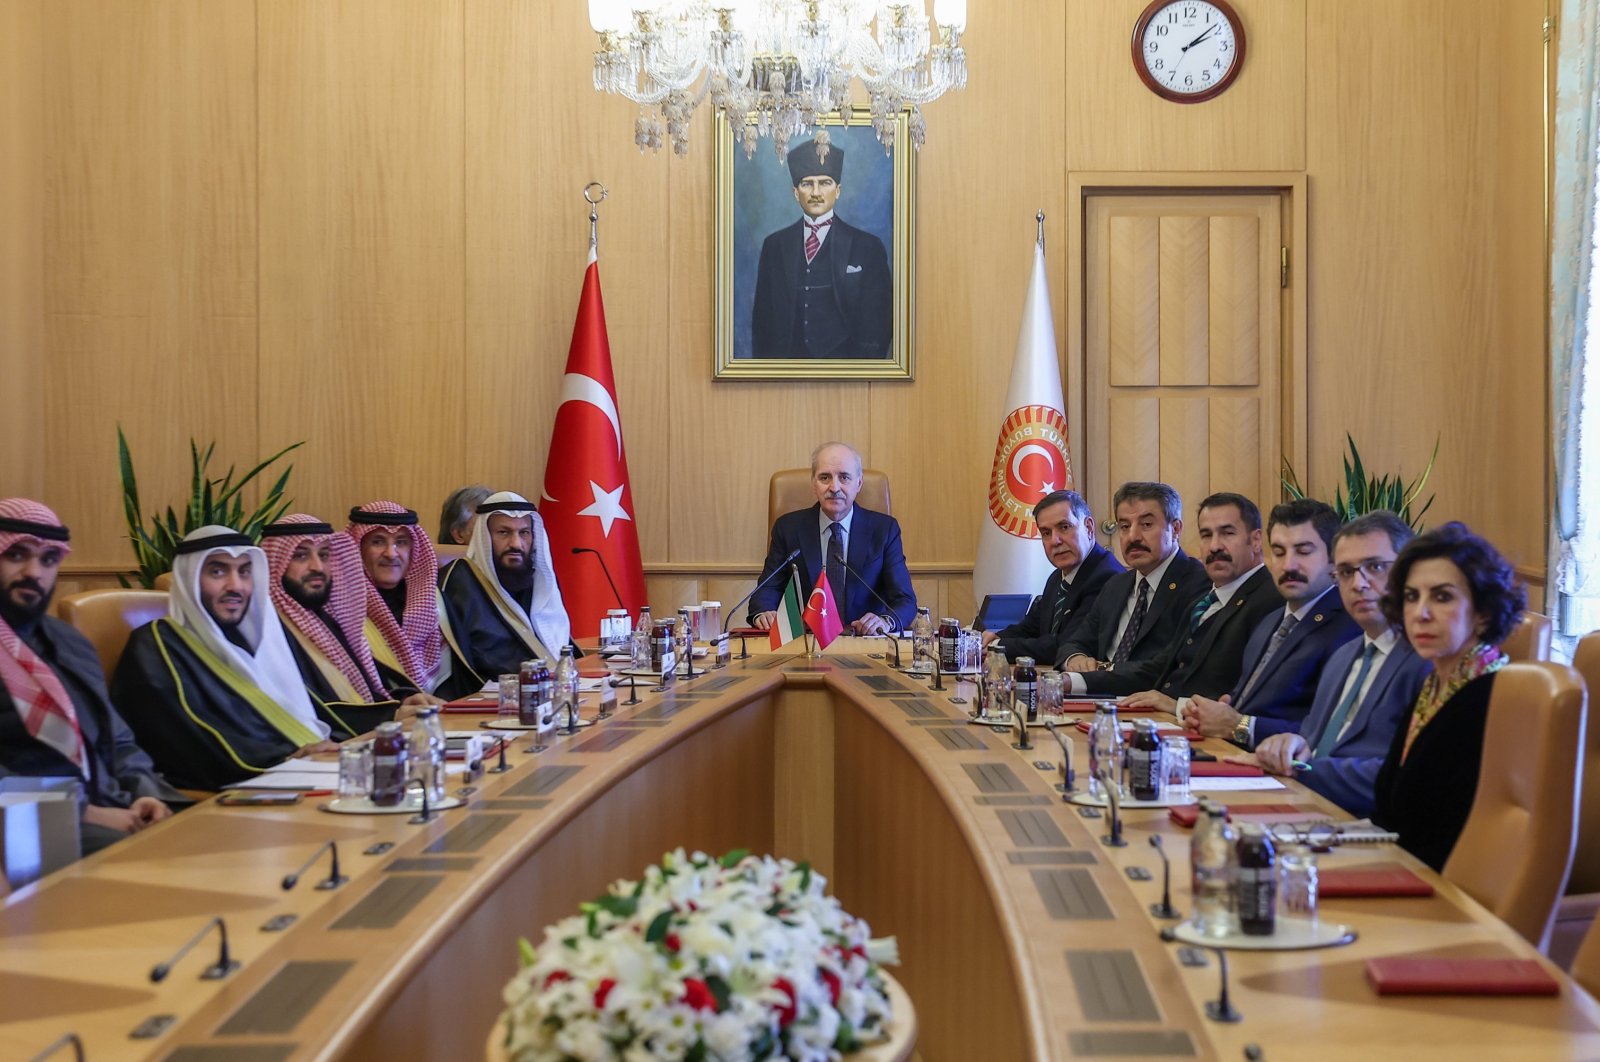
[
  {"left": 0, "top": 498, "right": 186, "bottom": 854},
  {"left": 1180, "top": 498, "right": 1360, "bottom": 748},
  {"left": 1054, "top": 481, "right": 1209, "bottom": 691},
  {"left": 262, "top": 515, "right": 437, "bottom": 734},
  {"left": 984, "top": 489, "right": 1123, "bottom": 663},
  {"left": 1114, "top": 492, "right": 1284, "bottom": 706},
  {"left": 437, "top": 491, "right": 573, "bottom": 699},
  {"left": 347, "top": 502, "right": 448, "bottom": 695},
  {"left": 112, "top": 526, "right": 343, "bottom": 790}
]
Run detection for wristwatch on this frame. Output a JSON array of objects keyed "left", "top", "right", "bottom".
[{"left": 1231, "top": 715, "right": 1252, "bottom": 749}]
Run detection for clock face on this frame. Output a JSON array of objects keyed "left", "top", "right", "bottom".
[{"left": 1133, "top": 0, "right": 1245, "bottom": 104}]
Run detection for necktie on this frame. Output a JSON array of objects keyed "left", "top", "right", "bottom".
[
  {"left": 1111, "top": 579, "right": 1149, "bottom": 665},
  {"left": 804, "top": 218, "right": 833, "bottom": 263},
  {"left": 1238, "top": 611, "right": 1300, "bottom": 705},
  {"left": 1313, "top": 643, "right": 1379, "bottom": 758},
  {"left": 1051, "top": 578, "right": 1073, "bottom": 634},
  {"left": 826, "top": 522, "right": 846, "bottom": 605},
  {"left": 1188, "top": 589, "right": 1218, "bottom": 633}
]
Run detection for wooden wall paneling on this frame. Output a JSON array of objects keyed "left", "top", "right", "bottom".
[
  {"left": 866, "top": 0, "right": 1068, "bottom": 569},
  {"left": 1208, "top": 214, "right": 1261, "bottom": 385},
  {"left": 1063, "top": 0, "right": 1307, "bottom": 172},
  {"left": 1158, "top": 215, "right": 1210, "bottom": 386},
  {"left": 1107, "top": 215, "right": 1160, "bottom": 387},
  {"left": 465, "top": 1, "right": 672, "bottom": 562},
  {"left": 43, "top": 0, "right": 259, "bottom": 566},
  {"left": 1159, "top": 395, "right": 1211, "bottom": 549},
  {"left": 1106, "top": 395, "right": 1161, "bottom": 515},
  {"left": 1209, "top": 395, "right": 1263, "bottom": 503},
  {"left": 0, "top": 0, "right": 44, "bottom": 500},
  {"left": 943, "top": 572, "right": 978, "bottom": 627},
  {"left": 257, "top": 0, "right": 465, "bottom": 526}
]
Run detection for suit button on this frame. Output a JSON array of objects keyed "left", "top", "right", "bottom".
[{"left": 1186, "top": 638, "right": 1193, "bottom": 644}]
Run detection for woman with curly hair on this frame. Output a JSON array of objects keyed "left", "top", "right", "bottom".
[{"left": 1371, "top": 521, "right": 1527, "bottom": 871}]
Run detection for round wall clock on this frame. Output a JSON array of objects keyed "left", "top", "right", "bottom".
[{"left": 1132, "top": 0, "right": 1246, "bottom": 104}]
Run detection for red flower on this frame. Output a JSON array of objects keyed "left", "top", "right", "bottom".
[
  {"left": 594, "top": 978, "right": 617, "bottom": 1009},
  {"left": 682, "top": 978, "right": 718, "bottom": 1012},
  {"left": 772, "top": 977, "right": 798, "bottom": 1026},
  {"left": 542, "top": 970, "right": 572, "bottom": 991},
  {"left": 820, "top": 968, "right": 842, "bottom": 1006},
  {"left": 664, "top": 933, "right": 682, "bottom": 953}
]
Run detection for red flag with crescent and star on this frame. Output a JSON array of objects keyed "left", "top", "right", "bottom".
[
  {"left": 803, "top": 571, "right": 844, "bottom": 649},
  {"left": 539, "top": 244, "right": 648, "bottom": 639}
]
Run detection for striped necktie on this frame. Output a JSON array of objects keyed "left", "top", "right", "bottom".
[
  {"left": 1313, "top": 643, "right": 1379, "bottom": 758},
  {"left": 1188, "top": 589, "right": 1218, "bottom": 633},
  {"left": 1238, "top": 611, "right": 1299, "bottom": 705},
  {"left": 1051, "top": 576, "right": 1074, "bottom": 634},
  {"left": 1111, "top": 579, "right": 1149, "bottom": 665}
]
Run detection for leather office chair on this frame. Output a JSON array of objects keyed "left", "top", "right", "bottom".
[
  {"left": 435, "top": 542, "right": 468, "bottom": 564},
  {"left": 1503, "top": 611, "right": 1553, "bottom": 663},
  {"left": 1549, "top": 631, "right": 1600, "bottom": 967},
  {"left": 56, "top": 590, "right": 169, "bottom": 679},
  {"left": 1566, "top": 888, "right": 1600, "bottom": 999},
  {"left": 153, "top": 571, "right": 174, "bottom": 591},
  {"left": 767, "top": 468, "right": 891, "bottom": 531},
  {"left": 1442, "top": 662, "right": 1586, "bottom": 952}
]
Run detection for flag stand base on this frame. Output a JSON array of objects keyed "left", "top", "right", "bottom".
[{"left": 803, "top": 633, "right": 821, "bottom": 659}]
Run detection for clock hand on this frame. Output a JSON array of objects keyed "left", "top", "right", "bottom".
[{"left": 1182, "top": 24, "right": 1219, "bottom": 52}]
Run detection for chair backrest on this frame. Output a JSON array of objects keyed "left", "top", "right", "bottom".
[
  {"left": 767, "top": 468, "right": 891, "bottom": 531},
  {"left": 56, "top": 590, "right": 169, "bottom": 679},
  {"left": 1503, "top": 610, "right": 1553, "bottom": 663},
  {"left": 1567, "top": 632, "right": 1600, "bottom": 895},
  {"left": 1443, "top": 661, "right": 1586, "bottom": 950},
  {"left": 1567, "top": 892, "right": 1600, "bottom": 999},
  {"left": 153, "top": 571, "right": 174, "bottom": 591},
  {"left": 435, "top": 542, "right": 467, "bottom": 564}
]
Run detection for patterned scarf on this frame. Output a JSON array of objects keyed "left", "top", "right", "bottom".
[
  {"left": 0, "top": 498, "right": 86, "bottom": 776},
  {"left": 262, "top": 515, "right": 388, "bottom": 701},
  {"left": 346, "top": 501, "right": 443, "bottom": 690},
  {"left": 1402, "top": 641, "right": 1507, "bottom": 761}
]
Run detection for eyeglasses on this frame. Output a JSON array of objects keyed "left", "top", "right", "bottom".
[{"left": 1332, "top": 559, "right": 1393, "bottom": 584}]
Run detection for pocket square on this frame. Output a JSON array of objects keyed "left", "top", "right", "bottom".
[{"left": 846, "top": 264, "right": 863, "bottom": 274}]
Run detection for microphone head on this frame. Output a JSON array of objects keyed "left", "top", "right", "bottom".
[
  {"left": 150, "top": 964, "right": 170, "bottom": 983},
  {"left": 570, "top": 546, "right": 585, "bottom": 554},
  {"left": 281, "top": 874, "right": 298, "bottom": 891}
]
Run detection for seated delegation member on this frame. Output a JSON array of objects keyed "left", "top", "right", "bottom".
[
  {"left": 749, "top": 442, "right": 915, "bottom": 635},
  {"left": 985, "top": 489, "right": 1123, "bottom": 663},
  {"left": 1372, "top": 522, "right": 1524, "bottom": 872},
  {"left": 0, "top": 499, "right": 185, "bottom": 854},
  {"left": 438, "top": 484, "right": 491, "bottom": 546},
  {"left": 1248, "top": 512, "right": 1429, "bottom": 817},
  {"left": 112, "top": 527, "right": 342, "bottom": 791},
  {"left": 437, "top": 492, "right": 573, "bottom": 699},
  {"left": 348, "top": 501, "right": 449, "bottom": 695}
]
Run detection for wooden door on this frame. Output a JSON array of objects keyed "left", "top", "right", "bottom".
[{"left": 1083, "top": 192, "right": 1286, "bottom": 552}]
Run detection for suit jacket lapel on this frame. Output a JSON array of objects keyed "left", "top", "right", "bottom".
[
  {"left": 1339, "top": 640, "right": 1415, "bottom": 746},
  {"left": 781, "top": 221, "right": 804, "bottom": 297},
  {"left": 1273, "top": 587, "right": 1343, "bottom": 662},
  {"left": 799, "top": 504, "right": 825, "bottom": 594},
  {"left": 845, "top": 508, "right": 873, "bottom": 615},
  {"left": 829, "top": 221, "right": 855, "bottom": 294},
  {"left": 1197, "top": 567, "right": 1271, "bottom": 659},
  {"left": 1096, "top": 570, "right": 1137, "bottom": 658},
  {"left": 1131, "top": 550, "right": 1189, "bottom": 650}
]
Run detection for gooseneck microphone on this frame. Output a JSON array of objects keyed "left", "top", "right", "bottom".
[
  {"left": 281, "top": 840, "right": 348, "bottom": 892},
  {"left": 722, "top": 548, "right": 803, "bottom": 632},
  {"left": 571, "top": 546, "right": 625, "bottom": 610},
  {"left": 23, "top": 1032, "right": 83, "bottom": 1062},
  {"left": 149, "top": 916, "right": 239, "bottom": 983}
]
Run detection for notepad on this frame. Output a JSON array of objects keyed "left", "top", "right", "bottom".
[{"left": 1188, "top": 776, "right": 1288, "bottom": 792}]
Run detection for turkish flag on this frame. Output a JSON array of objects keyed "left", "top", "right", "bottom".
[
  {"left": 540, "top": 247, "right": 647, "bottom": 639},
  {"left": 803, "top": 572, "right": 844, "bottom": 649}
]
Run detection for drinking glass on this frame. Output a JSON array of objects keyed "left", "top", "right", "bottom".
[
  {"left": 1038, "top": 671, "right": 1065, "bottom": 717},
  {"left": 337, "top": 742, "right": 373, "bottom": 800},
  {"left": 1279, "top": 844, "right": 1319, "bottom": 924},
  {"left": 1159, "top": 734, "right": 1191, "bottom": 801},
  {"left": 497, "top": 674, "right": 521, "bottom": 717}
]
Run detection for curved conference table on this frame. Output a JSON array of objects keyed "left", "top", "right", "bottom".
[{"left": 3, "top": 640, "right": 1599, "bottom": 1061}]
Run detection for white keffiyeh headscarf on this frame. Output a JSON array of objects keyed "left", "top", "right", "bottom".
[{"left": 464, "top": 492, "right": 571, "bottom": 663}]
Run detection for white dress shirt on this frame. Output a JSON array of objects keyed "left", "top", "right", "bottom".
[{"left": 1065, "top": 548, "right": 1179, "bottom": 694}]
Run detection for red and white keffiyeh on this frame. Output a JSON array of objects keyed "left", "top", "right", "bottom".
[
  {"left": 346, "top": 501, "right": 444, "bottom": 690},
  {"left": 0, "top": 498, "right": 87, "bottom": 776},
  {"left": 261, "top": 514, "right": 388, "bottom": 701}
]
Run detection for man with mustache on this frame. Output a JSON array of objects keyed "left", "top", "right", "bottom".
[
  {"left": 0, "top": 498, "right": 186, "bottom": 854},
  {"left": 750, "top": 138, "right": 892, "bottom": 359},
  {"left": 750, "top": 442, "right": 916, "bottom": 636},
  {"left": 348, "top": 502, "right": 449, "bottom": 695},
  {"left": 1114, "top": 492, "right": 1284, "bottom": 706},
  {"left": 1053, "top": 482, "right": 1209, "bottom": 693},
  {"left": 437, "top": 491, "right": 573, "bottom": 698},
  {"left": 262, "top": 515, "right": 438, "bottom": 734},
  {"left": 1241, "top": 511, "right": 1429, "bottom": 815},
  {"left": 112, "top": 526, "right": 344, "bottom": 790},
  {"left": 1181, "top": 498, "right": 1360, "bottom": 747},
  {"left": 985, "top": 489, "right": 1124, "bottom": 662}
]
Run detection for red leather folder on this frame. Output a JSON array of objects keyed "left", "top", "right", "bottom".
[
  {"left": 1058, "top": 699, "right": 1155, "bottom": 713},
  {"left": 1318, "top": 865, "right": 1436, "bottom": 898},
  {"left": 1167, "top": 803, "right": 1313, "bottom": 828},
  {"left": 1364, "top": 957, "right": 1560, "bottom": 996},
  {"left": 441, "top": 696, "right": 500, "bottom": 714},
  {"left": 1189, "top": 762, "right": 1264, "bottom": 777},
  {"left": 1074, "top": 721, "right": 1202, "bottom": 740}
]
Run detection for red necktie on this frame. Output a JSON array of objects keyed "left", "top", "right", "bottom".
[{"left": 804, "top": 218, "right": 833, "bottom": 264}]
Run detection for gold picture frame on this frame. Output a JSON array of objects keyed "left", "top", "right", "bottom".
[{"left": 714, "top": 109, "right": 916, "bottom": 380}]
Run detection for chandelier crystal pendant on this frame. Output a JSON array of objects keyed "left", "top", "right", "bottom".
[{"left": 587, "top": 0, "right": 968, "bottom": 159}]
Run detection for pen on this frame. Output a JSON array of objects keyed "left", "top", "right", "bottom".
[{"left": 1290, "top": 760, "right": 1313, "bottom": 772}]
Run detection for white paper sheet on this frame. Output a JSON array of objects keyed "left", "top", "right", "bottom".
[
  {"left": 224, "top": 772, "right": 337, "bottom": 790},
  {"left": 1188, "top": 776, "right": 1289, "bottom": 792}
]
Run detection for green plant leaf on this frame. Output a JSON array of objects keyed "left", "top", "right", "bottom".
[
  {"left": 719, "top": 848, "right": 749, "bottom": 869},
  {"left": 644, "top": 907, "right": 674, "bottom": 945}
]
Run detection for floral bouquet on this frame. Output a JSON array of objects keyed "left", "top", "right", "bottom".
[{"left": 498, "top": 848, "right": 900, "bottom": 1061}]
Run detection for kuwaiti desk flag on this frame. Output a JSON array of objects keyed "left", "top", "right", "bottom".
[
  {"left": 769, "top": 570, "right": 807, "bottom": 650},
  {"left": 971, "top": 223, "right": 1074, "bottom": 605},
  {"left": 803, "top": 572, "right": 845, "bottom": 649},
  {"left": 540, "top": 241, "right": 648, "bottom": 639}
]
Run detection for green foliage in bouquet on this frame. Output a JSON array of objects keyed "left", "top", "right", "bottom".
[
  {"left": 117, "top": 426, "right": 303, "bottom": 588},
  {"left": 1281, "top": 433, "right": 1438, "bottom": 531}
]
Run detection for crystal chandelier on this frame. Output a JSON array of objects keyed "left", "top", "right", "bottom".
[{"left": 586, "top": 1, "right": 968, "bottom": 159}]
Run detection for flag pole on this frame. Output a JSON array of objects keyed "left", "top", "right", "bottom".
[{"left": 584, "top": 181, "right": 608, "bottom": 254}]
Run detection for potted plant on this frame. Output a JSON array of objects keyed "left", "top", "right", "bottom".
[{"left": 1282, "top": 433, "right": 1438, "bottom": 530}]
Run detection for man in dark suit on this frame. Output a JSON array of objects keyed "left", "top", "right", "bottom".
[
  {"left": 986, "top": 490, "right": 1124, "bottom": 663},
  {"left": 1119, "top": 493, "right": 1283, "bottom": 706},
  {"left": 1055, "top": 482, "right": 1209, "bottom": 691},
  {"left": 748, "top": 442, "right": 915, "bottom": 634},
  {"left": 751, "top": 138, "right": 892, "bottom": 359},
  {"left": 1249, "top": 511, "right": 1429, "bottom": 816},
  {"left": 1182, "top": 499, "right": 1361, "bottom": 749}
]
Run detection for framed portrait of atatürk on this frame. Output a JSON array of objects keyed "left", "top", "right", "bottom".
[{"left": 714, "top": 110, "right": 916, "bottom": 380}]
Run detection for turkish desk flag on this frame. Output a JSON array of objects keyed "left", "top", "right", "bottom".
[
  {"left": 803, "top": 572, "right": 844, "bottom": 649},
  {"left": 540, "top": 245, "right": 648, "bottom": 639},
  {"left": 971, "top": 233, "right": 1074, "bottom": 604}
]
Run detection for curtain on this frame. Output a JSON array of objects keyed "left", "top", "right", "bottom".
[{"left": 1552, "top": 0, "right": 1600, "bottom": 639}]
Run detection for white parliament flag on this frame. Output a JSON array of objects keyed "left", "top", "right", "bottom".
[{"left": 971, "top": 236, "right": 1074, "bottom": 607}]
